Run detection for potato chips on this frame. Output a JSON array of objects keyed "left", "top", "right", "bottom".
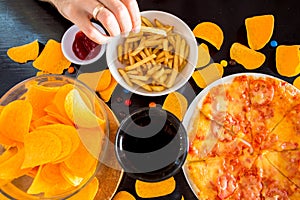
[
  {"left": 7, "top": 40, "right": 39, "bottom": 63},
  {"left": 135, "top": 177, "right": 176, "bottom": 198},
  {"left": 0, "top": 80, "right": 107, "bottom": 198},
  {"left": 276, "top": 45, "right": 300, "bottom": 77},
  {"left": 193, "top": 22, "right": 224, "bottom": 50},
  {"left": 230, "top": 42, "right": 266, "bottom": 70},
  {"left": 245, "top": 15, "right": 274, "bottom": 50}
]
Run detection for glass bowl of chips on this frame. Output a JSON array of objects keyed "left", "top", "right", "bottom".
[
  {"left": 0, "top": 75, "right": 109, "bottom": 199},
  {"left": 106, "top": 10, "right": 198, "bottom": 96}
]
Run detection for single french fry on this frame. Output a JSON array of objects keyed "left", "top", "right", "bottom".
[
  {"left": 179, "top": 38, "right": 186, "bottom": 66},
  {"left": 131, "top": 79, "right": 152, "bottom": 91},
  {"left": 154, "top": 18, "right": 165, "bottom": 28},
  {"left": 125, "top": 54, "right": 157, "bottom": 71},
  {"left": 147, "top": 65, "right": 161, "bottom": 76},
  {"left": 167, "top": 59, "right": 173, "bottom": 68},
  {"left": 129, "top": 54, "right": 135, "bottom": 66},
  {"left": 141, "top": 16, "right": 153, "bottom": 27},
  {"left": 144, "top": 39, "right": 164, "bottom": 48},
  {"left": 126, "top": 37, "right": 141, "bottom": 43},
  {"left": 151, "top": 85, "right": 165, "bottom": 92},
  {"left": 124, "top": 42, "right": 129, "bottom": 60},
  {"left": 130, "top": 38, "right": 145, "bottom": 56},
  {"left": 166, "top": 70, "right": 178, "bottom": 88},
  {"left": 117, "top": 45, "right": 123, "bottom": 62},
  {"left": 140, "top": 26, "right": 167, "bottom": 36},
  {"left": 118, "top": 69, "right": 133, "bottom": 87},
  {"left": 128, "top": 74, "right": 149, "bottom": 81},
  {"left": 128, "top": 31, "right": 143, "bottom": 38},
  {"left": 173, "top": 34, "right": 181, "bottom": 71}
]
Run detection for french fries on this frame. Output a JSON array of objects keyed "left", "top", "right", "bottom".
[{"left": 116, "top": 16, "right": 190, "bottom": 92}]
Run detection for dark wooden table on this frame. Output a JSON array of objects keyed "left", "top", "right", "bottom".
[{"left": 1, "top": 0, "right": 300, "bottom": 199}]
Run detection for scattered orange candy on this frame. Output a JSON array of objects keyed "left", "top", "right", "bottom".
[
  {"left": 193, "top": 22, "right": 224, "bottom": 50},
  {"left": 7, "top": 40, "right": 39, "bottom": 63},
  {"left": 245, "top": 14, "right": 275, "bottom": 50}
]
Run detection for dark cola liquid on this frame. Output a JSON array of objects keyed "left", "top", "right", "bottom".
[{"left": 115, "top": 108, "right": 187, "bottom": 182}]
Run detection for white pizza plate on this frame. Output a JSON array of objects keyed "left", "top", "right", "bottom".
[{"left": 181, "top": 72, "right": 294, "bottom": 198}]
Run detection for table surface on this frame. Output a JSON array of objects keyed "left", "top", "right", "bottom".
[{"left": 1, "top": 0, "right": 300, "bottom": 199}]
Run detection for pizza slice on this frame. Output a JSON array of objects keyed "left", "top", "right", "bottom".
[
  {"left": 200, "top": 75, "right": 252, "bottom": 143},
  {"left": 186, "top": 157, "right": 238, "bottom": 200},
  {"left": 265, "top": 150, "right": 300, "bottom": 188},
  {"left": 256, "top": 153, "right": 300, "bottom": 199},
  {"left": 228, "top": 166, "right": 262, "bottom": 199},
  {"left": 265, "top": 104, "right": 300, "bottom": 150},
  {"left": 247, "top": 76, "right": 297, "bottom": 150},
  {"left": 187, "top": 112, "right": 254, "bottom": 165}
]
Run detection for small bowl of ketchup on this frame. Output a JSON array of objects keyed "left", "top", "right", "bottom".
[{"left": 61, "top": 23, "right": 106, "bottom": 65}]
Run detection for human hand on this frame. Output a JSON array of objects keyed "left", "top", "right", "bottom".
[{"left": 46, "top": 0, "right": 141, "bottom": 44}]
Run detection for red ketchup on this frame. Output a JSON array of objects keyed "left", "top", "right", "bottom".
[{"left": 72, "top": 31, "right": 101, "bottom": 60}]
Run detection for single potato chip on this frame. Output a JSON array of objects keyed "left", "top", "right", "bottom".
[
  {"left": 99, "top": 78, "right": 118, "bottom": 102},
  {"left": 53, "top": 84, "right": 74, "bottom": 120},
  {"left": 7, "top": 40, "right": 39, "bottom": 63},
  {"left": 192, "top": 63, "right": 224, "bottom": 88},
  {"left": 0, "top": 148, "right": 30, "bottom": 180},
  {"left": 27, "top": 164, "right": 73, "bottom": 196},
  {"left": 276, "top": 45, "right": 300, "bottom": 77},
  {"left": 64, "top": 89, "right": 106, "bottom": 129},
  {"left": 36, "top": 124, "right": 80, "bottom": 163},
  {"left": 77, "top": 69, "right": 112, "bottom": 92},
  {"left": 0, "top": 100, "right": 32, "bottom": 143},
  {"left": 193, "top": 22, "right": 224, "bottom": 50},
  {"left": 196, "top": 43, "right": 210, "bottom": 68},
  {"left": 245, "top": 14, "right": 275, "bottom": 50},
  {"left": 22, "top": 130, "right": 62, "bottom": 168},
  {"left": 293, "top": 76, "right": 300, "bottom": 89},
  {"left": 135, "top": 177, "right": 176, "bottom": 198},
  {"left": 162, "top": 92, "right": 188, "bottom": 121},
  {"left": 230, "top": 42, "right": 266, "bottom": 70},
  {"left": 33, "top": 39, "right": 71, "bottom": 74},
  {"left": 113, "top": 191, "right": 136, "bottom": 200},
  {"left": 60, "top": 162, "right": 84, "bottom": 186},
  {"left": 68, "top": 177, "right": 99, "bottom": 200},
  {"left": 63, "top": 142, "right": 98, "bottom": 178},
  {"left": 25, "top": 84, "right": 59, "bottom": 120}
]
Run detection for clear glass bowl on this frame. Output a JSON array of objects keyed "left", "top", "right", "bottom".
[{"left": 0, "top": 75, "right": 109, "bottom": 199}]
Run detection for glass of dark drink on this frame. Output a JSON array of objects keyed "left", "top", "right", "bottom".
[{"left": 115, "top": 107, "right": 188, "bottom": 182}]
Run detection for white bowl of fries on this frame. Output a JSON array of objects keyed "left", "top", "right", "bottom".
[{"left": 106, "top": 10, "right": 198, "bottom": 96}]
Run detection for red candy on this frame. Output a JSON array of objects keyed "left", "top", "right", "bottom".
[{"left": 72, "top": 31, "right": 101, "bottom": 60}]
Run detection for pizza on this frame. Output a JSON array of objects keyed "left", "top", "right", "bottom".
[{"left": 184, "top": 74, "right": 300, "bottom": 200}]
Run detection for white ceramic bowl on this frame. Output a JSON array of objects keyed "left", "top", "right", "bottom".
[
  {"left": 61, "top": 23, "right": 106, "bottom": 65},
  {"left": 106, "top": 10, "right": 198, "bottom": 96}
]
